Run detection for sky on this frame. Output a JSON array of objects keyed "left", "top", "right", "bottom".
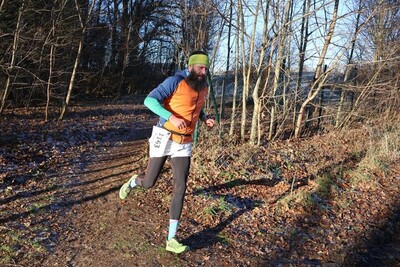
[{"left": 211, "top": 0, "right": 358, "bottom": 74}]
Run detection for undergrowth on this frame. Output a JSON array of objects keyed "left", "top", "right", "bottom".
[
  {"left": 192, "top": 120, "right": 400, "bottom": 213},
  {"left": 348, "top": 121, "right": 400, "bottom": 188}
]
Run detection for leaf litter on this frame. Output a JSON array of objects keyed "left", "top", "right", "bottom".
[{"left": 1, "top": 99, "right": 399, "bottom": 266}]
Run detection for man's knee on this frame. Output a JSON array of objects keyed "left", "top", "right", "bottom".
[
  {"left": 173, "top": 183, "right": 187, "bottom": 195},
  {"left": 137, "top": 175, "right": 156, "bottom": 189}
]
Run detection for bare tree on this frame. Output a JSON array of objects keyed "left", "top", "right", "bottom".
[
  {"left": 335, "top": 0, "right": 363, "bottom": 127},
  {"left": 0, "top": 0, "right": 5, "bottom": 12},
  {"left": 220, "top": 1, "right": 233, "bottom": 122},
  {"left": 0, "top": 0, "right": 25, "bottom": 113},
  {"left": 229, "top": 13, "right": 240, "bottom": 137},
  {"left": 45, "top": 10, "right": 56, "bottom": 121},
  {"left": 116, "top": 0, "right": 130, "bottom": 97},
  {"left": 294, "top": 0, "right": 339, "bottom": 138},
  {"left": 293, "top": 0, "right": 311, "bottom": 127},
  {"left": 177, "top": 0, "right": 217, "bottom": 57},
  {"left": 45, "top": 0, "right": 68, "bottom": 121},
  {"left": 238, "top": 0, "right": 260, "bottom": 141},
  {"left": 250, "top": 0, "right": 272, "bottom": 145},
  {"left": 59, "top": 0, "right": 95, "bottom": 120},
  {"left": 339, "top": 0, "right": 400, "bottom": 127},
  {"left": 268, "top": 0, "right": 293, "bottom": 140}
]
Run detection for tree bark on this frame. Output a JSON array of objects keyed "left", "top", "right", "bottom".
[
  {"left": 293, "top": 0, "right": 311, "bottom": 128},
  {"left": 45, "top": 43, "right": 55, "bottom": 121},
  {"left": 220, "top": 1, "right": 233, "bottom": 122},
  {"left": 268, "top": 0, "right": 292, "bottom": 140},
  {"left": 335, "top": 0, "right": 362, "bottom": 128},
  {"left": 229, "top": 9, "right": 240, "bottom": 136},
  {"left": 59, "top": 0, "right": 95, "bottom": 120},
  {"left": 239, "top": 0, "right": 259, "bottom": 141},
  {"left": 294, "top": 0, "right": 339, "bottom": 138},
  {"left": 0, "top": 0, "right": 24, "bottom": 114},
  {"left": 250, "top": 0, "right": 270, "bottom": 145}
]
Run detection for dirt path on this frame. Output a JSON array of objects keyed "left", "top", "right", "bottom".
[
  {"left": 2, "top": 101, "right": 400, "bottom": 267},
  {"left": 42, "top": 138, "right": 168, "bottom": 266},
  {"left": 41, "top": 132, "right": 264, "bottom": 266},
  {"left": 40, "top": 122, "right": 400, "bottom": 266},
  {"left": 0, "top": 102, "right": 262, "bottom": 266}
]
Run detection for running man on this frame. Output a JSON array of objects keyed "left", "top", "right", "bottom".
[{"left": 119, "top": 50, "right": 215, "bottom": 254}]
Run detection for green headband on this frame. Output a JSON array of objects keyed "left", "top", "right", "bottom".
[{"left": 188, "top": 54, "right": 209, "bottom": 67}]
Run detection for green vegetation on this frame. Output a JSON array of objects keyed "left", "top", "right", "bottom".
[
  {"left": 203, "top": 196, "right": 233, "bottom": 218},
  {"left": 0, "top": 228, "right": 45, "bottom": 264}
]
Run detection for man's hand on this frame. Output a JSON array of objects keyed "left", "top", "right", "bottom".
[
  {"left": 203, "top": 117, "right": 215, "bottom": 129},
  {"left": 169, "top": 114, "right": 187, "bottom": 130}
]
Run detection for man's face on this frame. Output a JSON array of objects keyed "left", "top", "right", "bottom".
[
  {"left": 189, "top": 64, "right": 208, "bottom": 81},
  {"left": 186, "top": 64, "right": 208, "bottom": 92}
]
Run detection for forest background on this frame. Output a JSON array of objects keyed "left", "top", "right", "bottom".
[
  {"left": 0, "top": 0, "right": 399, "bottom": 140},
  {"left": 1, "top": 0, "right": 400, "bottom": 266}
]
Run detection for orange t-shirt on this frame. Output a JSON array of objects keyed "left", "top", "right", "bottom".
[{"left": 163, "top": 79, "right": 208, "bottom": 143}]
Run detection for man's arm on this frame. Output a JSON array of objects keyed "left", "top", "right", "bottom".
[
  {"left": 144, "top": 74, "right": 184, "bottom": 120},
  {"left": 144, "top": 96, "right": 172, "bottom": 120},
  {"left": 199, "top": 109, "right": 207, "bottom": 121},
  {"left": 199, "top": 109, "right": 215, "bottom": 129},
  {"left": 144, "top": 74, "right": 188, "bottom": 130},
  {"left": 144, "top": 96, "right": 187, "bottom": 130}
]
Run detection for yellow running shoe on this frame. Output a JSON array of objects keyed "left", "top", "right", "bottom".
[
  {"left": 119, "top": 175, "right": 137, "bottom": 200},
  {"left": 166, "top": 238, "right": 189, "bottom": 254}
]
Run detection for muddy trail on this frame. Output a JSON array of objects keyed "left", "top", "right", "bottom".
[{"left": 1, "top": 100, "right": 400, "bottom": 266}]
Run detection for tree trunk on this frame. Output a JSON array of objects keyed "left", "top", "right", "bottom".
[
  {"left": 239, "top": 0, "right": 259, "bottom": 141},
  {"left": 268, "top": 0, "right": 292, "bottom": 140},
  {"left": 295, "top": 0, "right": 339, "bottom": 138},
  {"left": 0, "top": 0, "right": 5, "bottom": 12},
  {"left": 335, "top": 0, "right": 362, "bottom": 128},
  {"left": 117, "top": 21, "right": 132, "bottom": 98},
  {"left": 229, "top": 12, "right": 240, "bottom": 136},
  {"left": 238, "top": 0, "right": 247, "bottom": 140},
  {"left": 293, "top": 0, "right": 311, "bottom": 128},
  {"left": 0, "top": 0, "right": 24, "bottom": 114},
  {"left": 250, "top": 0, "right": 269, "bottom": 145},
  {"left": 109, "top": 0, "right": 119, "bottom": 71},
  {"left": 259, "top": 38, "right": 276, "bottom": 142},
  {"left": 116, "top": 0, "right": 129, "bottom": 97},
  {"left": 59, "top": 0, "right": 95, "bottom": 120},
  {"left": 45, "top": 44, "right": 55, "bottom": 122},
  {"left": 221, "top": 1, "right": 233, "bottom": 122},
  {"left": 317, "top": 65, "right": 328, "bottom": 128}
]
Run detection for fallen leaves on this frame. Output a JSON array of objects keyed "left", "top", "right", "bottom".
[{"left": 1, "top": 103, "right": 400, "bottom": 266}]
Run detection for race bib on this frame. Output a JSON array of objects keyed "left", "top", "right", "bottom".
[{"left": 149, "top": 126, "right": 171, "bottom": 157}]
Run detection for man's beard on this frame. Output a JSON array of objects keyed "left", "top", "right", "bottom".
[{"left": 185, "top": 69, "right": 206, "bottom": 92}]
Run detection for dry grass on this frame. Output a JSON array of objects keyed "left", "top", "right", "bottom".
[
  {"left": 192, "top": 117, "right": 400, "bottom": 215},
  {"left": 348, "top": 120, "right": 400, "bottom": 188}
]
